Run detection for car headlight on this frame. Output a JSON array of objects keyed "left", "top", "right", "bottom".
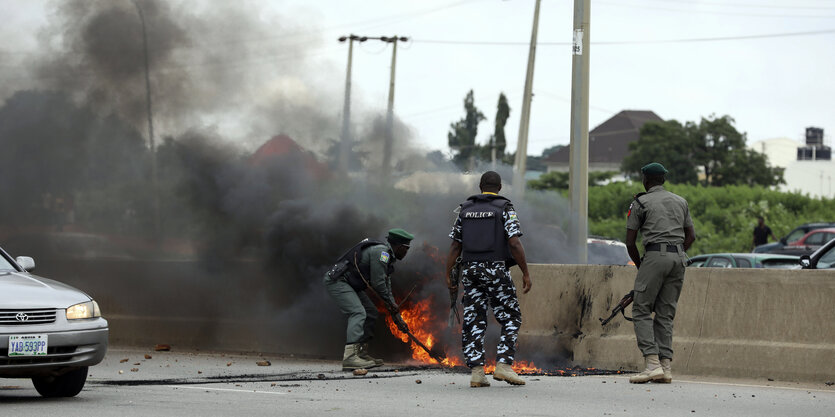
[{"left": 66, "top": 301, "right": 101, "bottom": 320}]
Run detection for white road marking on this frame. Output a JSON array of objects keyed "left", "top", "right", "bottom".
[
  {"left": 595, "top": 375, "right": 835, "bottom": 394},
  {"left": 166, "top": 385, "right": 288, "bottom": 395}
]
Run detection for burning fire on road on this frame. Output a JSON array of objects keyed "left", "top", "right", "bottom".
[{"left": 381, "top": 244, "right": 625, "bottom": 378}]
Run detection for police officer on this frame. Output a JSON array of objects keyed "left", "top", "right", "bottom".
[
  {"left": 445, "top": 171, "right": 532, "bottom": 388},
  {"left": 625, "top": 162, "right": 696, "bottom": 384},
  {"left": 324, "top": 228, "right": 414, "bottom": 371}
]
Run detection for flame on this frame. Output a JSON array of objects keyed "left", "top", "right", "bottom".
[{"left": 384, "top": 298, "right": 463, "bottom": 367}]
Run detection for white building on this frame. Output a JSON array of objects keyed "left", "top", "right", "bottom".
[{"left": 749, "top": 137, "right": 835, "bottom": 199}]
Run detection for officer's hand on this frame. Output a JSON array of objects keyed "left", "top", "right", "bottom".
[
  {"left": 522, "top": 273, "right": 532, "bottom": 294},
  {"left": 394, "top": 314, "right": 409, "bottom": 333}
]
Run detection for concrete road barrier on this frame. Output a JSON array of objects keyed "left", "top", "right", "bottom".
[{"left": 512, "top": 265, "right": 835, "bottom": 382}]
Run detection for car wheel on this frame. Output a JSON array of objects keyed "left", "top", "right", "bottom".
[{"left": 32, "top": 366, "right": 88, "bottom": 397}]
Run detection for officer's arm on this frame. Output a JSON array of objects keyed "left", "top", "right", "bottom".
[
  {"left": 626, "top": 228, "right": 641, "bottom": 268},
  {"left": 445, "top": 240, "right": 462, "bottom": 289},
  {"left": 683, "top": 226, "right": 696, "bottom": 252},
  {"left": 367, "top": 247, "right": 397, "bottom": 310},
  {"left": 508, "top": 237, "right": 531, "bottom": 294}
]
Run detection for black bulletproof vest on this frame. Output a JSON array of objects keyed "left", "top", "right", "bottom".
[
  {"left": 458, "top": 194, "right": 515, "bottom": 265},
  {"left": 326, "top": 239, "right": 394, "bottom": 291}
]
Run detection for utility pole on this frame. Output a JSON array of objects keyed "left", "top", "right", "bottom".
[
  {"left": 337, "top": 35, "right": 368, "bottom": 172},
  {"left": 512, "top": 0, "right": 541, "bottom": 198},
  {"left": 568, "top": 0, "right": 590, "bottom": 264},
  {"left": 381, "top": 36, "right": 408, "bottom": 180},
  {"left": 132, "top": 0, "right": 161, "bottom": 238}
]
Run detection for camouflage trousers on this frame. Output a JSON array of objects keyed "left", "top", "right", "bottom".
[{"left": 461, "top": 261, "right": 522, "bottom": 368}]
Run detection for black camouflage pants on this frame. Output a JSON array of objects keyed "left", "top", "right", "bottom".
[{"left": 461, "top": 261, "right": 522, "bottom": 368}]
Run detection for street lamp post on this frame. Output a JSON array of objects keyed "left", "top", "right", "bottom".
[{"left": 337, "top": 35, "right": 368, "bottom": 172}]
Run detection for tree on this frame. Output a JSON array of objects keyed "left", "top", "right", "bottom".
[
  {"left": 448, "top": 90, "right": 486, "bottom": 170},
  {"left": 528, "top": 170, "right": 617, "bottom": 190},
  {"left": 491, "top": 93, "right": 510, "bottom": 159},
  {"left": 622, "top": 115, "right": 784, "bottom": 187},
  {"left": 621, "top": 120, "right": 700, "bottom": 185}
]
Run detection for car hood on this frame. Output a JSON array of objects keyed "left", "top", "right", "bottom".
[{"left": 0, "top": 271, "right": 91, "bottom": 309}]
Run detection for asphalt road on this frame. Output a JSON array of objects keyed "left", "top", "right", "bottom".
[{"left": 1, "top": 347, "right": 833, "bottom": 416}]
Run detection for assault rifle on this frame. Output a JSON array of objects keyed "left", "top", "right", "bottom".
[
  {"left": 447, "top": 256, "right": 463, "bottom": 327},
  {"left": 599, "top": 290, "right": 634, "bottom": 326}
]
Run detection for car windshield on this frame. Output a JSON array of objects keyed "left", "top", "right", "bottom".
[
  {"left": 785, "top": 229, "right": 806, "bottom": 244},
  {"left": 0, "top": 253, "right": 17, "bottom": 272},
  {"left": 817, "top": 246, "right": 835, "bottom": 269}
]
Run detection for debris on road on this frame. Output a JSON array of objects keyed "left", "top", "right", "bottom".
[
  {"left": 145, "top": 354, "right": 153, "bottom": 360},
  {"left": 227, "top": 362, "right": 233, "bottom": 367},
  {"left": 130, "top": 368, "right": 139, "bottom": 372},
  {"left": 120, "top": 358, "right": 129, "bottom": 363},
  {"left": 415, "top": 379, "right": 422, "bottom": 384},
  {"left": 118, "top": 370, "right": 124, "bottom": 374},
  {"left": 826, "top": 381, "right": 834, "bottom": 386},
  {"left": 353, "top": 369, "right": 368, "bottom": 376},
  {"left": 154, "top": 344, "right": 171, "bottom": 352},
  {"left": 256, "top": 360, "right": 271, "bottom": 367},
  {"left": 317, "top": 374, "right": 326, "bottom": 379},
  {"left": 133, "top": 362, "right": 141, "bottom": 366}
]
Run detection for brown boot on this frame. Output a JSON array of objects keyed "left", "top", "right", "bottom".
[
  {"left": 629, "top": 354, "right": 665, "bottom": 384},
  {"left": 470, "top": 366, "right": 490, "bottom": 388},
  {"left": 654, "top": 357, "right": 672, "bottom": 383},
  {"left": 357, "top": 343, "right": 384, "bottom": 366},
  {"left": 493, "top": 362, "right": 525, "bottom": 386},
  {"left": 342, "top": 344, "right": 377, "bottom": 371}
]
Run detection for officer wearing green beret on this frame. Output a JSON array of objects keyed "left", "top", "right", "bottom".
[
  {"left": 324, "top": 228, "right": 414, "bottom": 370},
  {"left": 625, "top": 162, "right": 695, "bottom": 384}
]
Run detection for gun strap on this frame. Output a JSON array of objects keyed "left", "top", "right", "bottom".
[{"left": 621, "top": 310, "right": 633, "bottom": 321}]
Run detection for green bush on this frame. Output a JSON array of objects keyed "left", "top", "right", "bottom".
[{"left": 588, "top": 181, "right": 835, "bottom": 255}]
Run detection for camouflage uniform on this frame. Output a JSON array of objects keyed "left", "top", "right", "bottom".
[{"left": 450, "top": 204, "right": 523, "bottom": 368}]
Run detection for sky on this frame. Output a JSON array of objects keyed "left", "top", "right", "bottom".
[{"left": 2, "top": 0, "right": 834, "bottom": 157}]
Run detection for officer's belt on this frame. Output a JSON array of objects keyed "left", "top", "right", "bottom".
[{"left": 644, "top": 243, "right": 679, "bottom": 252}]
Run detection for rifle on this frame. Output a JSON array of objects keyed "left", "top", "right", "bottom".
[
  {"left": 599, "top": 290, "right": 635, "bottom": 325},
  {"left": 448, "top": 256, "right": 463, "bottom": 327}
]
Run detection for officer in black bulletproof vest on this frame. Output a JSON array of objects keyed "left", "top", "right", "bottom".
[
  {"left": 445, "top": 171, "right": 532, "bottom": 388},
  {"left": 323, "top": 228, "right": 414, "bottom": 371}
]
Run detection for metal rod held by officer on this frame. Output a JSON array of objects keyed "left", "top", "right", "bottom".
[
  {"left": 445, "top": 171, "right": 532, "bottom": 388},
  {"left": 624, "top": 162, "right": 696, "bottom": 384},
  {"left": 323, "top": 228, "right": 417, "bottom": 371}
]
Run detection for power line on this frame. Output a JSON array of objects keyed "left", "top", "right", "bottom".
[
  {"left": 412, "top": 28, "right": 835, "bottom": 46},
  {"left": 621, "top": 0, "right": 835, "bottom": 11},
  {"left": 597, "top": 0, "right": 835, "bottom": 18}
]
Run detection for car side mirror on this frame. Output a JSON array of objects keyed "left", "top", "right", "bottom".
[
  {"left": 799, "top": 255, "right": 811, "bottom": 269},
  {"left": 779, "top": 237, "right": 787, "bottom": 245},
  {"left": 15, "top": 256, "right": 35, "bottom": 272}
]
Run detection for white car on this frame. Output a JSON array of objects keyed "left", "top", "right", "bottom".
[{"left": 0, "top": 246, "right": 108, "bottom": 397}]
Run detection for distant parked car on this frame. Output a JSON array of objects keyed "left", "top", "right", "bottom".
[
  {"left": 800, "top": 238, "right": 835, "bottom": 269},
  {"left": 687, "top": 253, "right": 800, "bottom": 269},
  {"left": 0, "top": 245, "right": 108, "bottom": 397},
  {"left": 754, "top": 222, "right": 835, "bottom": 254},
  {"left": 587, "top": 236, "right": 634, "bottom": 266}
]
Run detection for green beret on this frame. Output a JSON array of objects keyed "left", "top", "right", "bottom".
[
  {"left": 641, "top": 162, "right": 668, "bottom": 175},
  {"left": 387, "top": 228, "right": 414, "bottom": 246}
]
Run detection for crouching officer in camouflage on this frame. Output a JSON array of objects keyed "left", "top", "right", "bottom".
[
  {"left": 324, "top": 229, "right": 414, "bottom": 371},
  {"left": 625, "top": 163, "right": 695, "bottom": 383},
  {"left": 446, "top": 171, "right": 532, "bottom": 388}
]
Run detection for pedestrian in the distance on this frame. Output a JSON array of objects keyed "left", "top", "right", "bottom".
[
  {"left": 445, "top": 171, "right": 532, "bottom": 388},
  {"left": 625, "top": 162, "right": 696, "bottom": 384},
  {"left": 753, "top": 216, "right": 777, "bottom": 248}
]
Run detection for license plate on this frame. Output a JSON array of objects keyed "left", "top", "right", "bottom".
[{"left": 8, "top": 334, "right": 48, "bottom": 356}]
